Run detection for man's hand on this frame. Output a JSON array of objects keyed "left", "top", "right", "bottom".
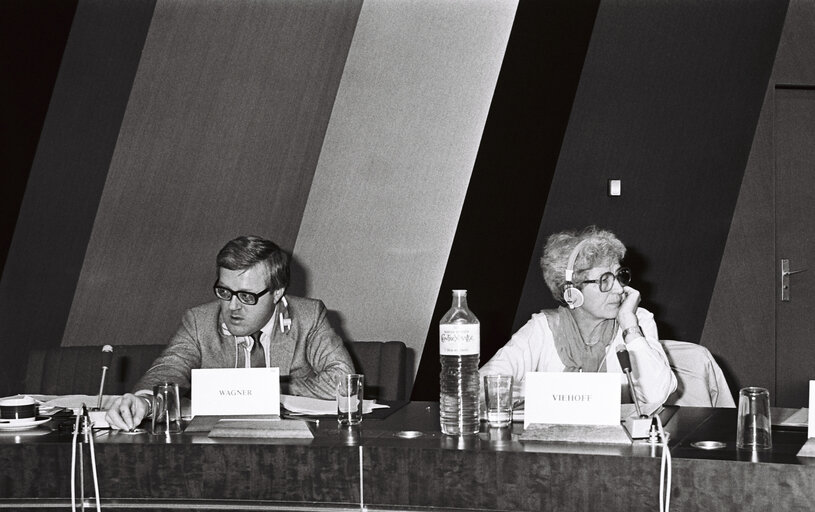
[{"left": 105, "top": 393, "right": 149, "bottom": 431}]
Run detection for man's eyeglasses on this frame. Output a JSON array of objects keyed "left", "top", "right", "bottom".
[
  {"left": 580, "top": 268, "right": 632, "bottom": 293},
  {"left": 213, "top": 281, "right": 271, "bottom": 305}
]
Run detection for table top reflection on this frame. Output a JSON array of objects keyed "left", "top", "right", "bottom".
[
  {"left": 1, "top": 402, "right": 815, "bottom": 512},
  {"left": 1, "top": 401, "right": 810, "bottom": 463}
]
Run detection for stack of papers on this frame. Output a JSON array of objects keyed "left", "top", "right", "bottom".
[{"left": 280, "top": 394, "right": 388, "bottom": 415}]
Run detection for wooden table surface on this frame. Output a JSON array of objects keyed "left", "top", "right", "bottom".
[{"left": 1, "top": 402, "right": 813, "bottom": 511}]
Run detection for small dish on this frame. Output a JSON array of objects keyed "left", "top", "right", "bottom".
[
  {"left": 691, "top": 440, "right": 726, "bottom": 450},
  {"left": 0, "top": 416, "right": 51, "bottom": 432}
]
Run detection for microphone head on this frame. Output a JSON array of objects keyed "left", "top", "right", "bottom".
[
  {"left": 616, "top": 347, "right": 632, "bottom": 372},
  {"left": 101, "top": 345, "right": 114, "bottom": 368}
]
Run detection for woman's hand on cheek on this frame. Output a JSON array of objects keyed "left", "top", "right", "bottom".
[{"left": 617, "top": 286, "right": 640, "bottom": 329}]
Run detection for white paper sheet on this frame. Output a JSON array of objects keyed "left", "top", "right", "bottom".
[{"left": 280, "top": 394, "right": 388, "bottom": 415}]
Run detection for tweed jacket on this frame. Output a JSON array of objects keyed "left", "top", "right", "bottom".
[{"left": 133, "top": 296, "right": 354, "bottom": 400}]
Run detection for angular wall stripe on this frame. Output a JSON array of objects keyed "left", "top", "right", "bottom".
[
  {"left": 61, "top": 0, "right": 362, "bottom": 347},
  {"left": 0, "top": 0, "right": 77, "bottom": 273},
  {"left": 0, "top": 0, "right": 156, "bottom": 394},
  {"left": 519, "top": 0, "right": 787, "bottom": 349},
  {"left": 293, "top": 0, "right": 518, "bottom": 390},
  {"left": 413, "top": 0, "right": 601, "bottom": 400}
]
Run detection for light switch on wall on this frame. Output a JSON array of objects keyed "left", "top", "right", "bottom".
[{"left": 608, "top": 179, "right": 621, "bottom": 196}]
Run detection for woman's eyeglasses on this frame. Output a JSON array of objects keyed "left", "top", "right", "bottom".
[
  {"left": 213, "top": 281, "right": 271, "bottom": 305},
  {"left": 581, "top": 268, "right": 631, "bottom": 292}
]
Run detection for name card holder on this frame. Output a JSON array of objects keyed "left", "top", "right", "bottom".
[
  {"left": 796, "top": 381, "right": 815, "bottom": 457},
  {"left": 520, "top": 372, "right": 632, "bottom": 444},
  {"left": 191, "top": 367, "right": 280, "bottom": 417},
  {"left": 521, "top": 423, "right": 632, "bottom": 444}
]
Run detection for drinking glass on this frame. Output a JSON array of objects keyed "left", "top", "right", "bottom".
[
  {"left": 484, "top": 375, "right": 513, "bottom": 427},
  {"left": 152, "top": 382, "right": 183, "bottom": 435},
  {"left": 736, "top": 387, "right": 772, "bottom": 451},
  {"left": 337, "top": 374, "right": 364, "bottom": 425}
]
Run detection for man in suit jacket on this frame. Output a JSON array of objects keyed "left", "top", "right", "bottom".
[{"left": 106, "top": 235, "right": 354, "bottom": 430}]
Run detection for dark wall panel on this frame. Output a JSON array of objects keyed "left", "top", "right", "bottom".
[
  {"left": 699, "top": 84, "right": 776, "bottom": 396},
  {"left": 703, "top": 0, "right": 815, "bottom": 403},
  {"left": 514, "top": 0, "right": 787, "bottom": 350},
  {"left": 0, "top": 0, "right": 156, "bottom": 395},
  {"left": 0, "top": 0, "right": 77, "bottom": 274},
  {"left": 61, "top": 0, "right": 363, "bottom": 348},
  {"left": 413, "top": 0, "right": 601, "bottom": 400}
]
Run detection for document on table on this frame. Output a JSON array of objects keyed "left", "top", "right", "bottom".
[{"left": 280, "top": 394, "right": 388, "bottom": 415}]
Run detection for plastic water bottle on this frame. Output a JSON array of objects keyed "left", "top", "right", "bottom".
[{"left": 439, "top": 289, "right": 480, "bottom": 435}]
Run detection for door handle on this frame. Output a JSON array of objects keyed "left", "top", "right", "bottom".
[
  {"left": 781, "top": 259, "right": 807, "bottom": 301},
  {"left": 782, "top": 268, "right": 807, "bottom": 276}
]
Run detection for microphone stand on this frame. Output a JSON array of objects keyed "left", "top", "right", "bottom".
[
  {"left": 622, "top": 367, "right": 644, "bottom": 419},
  {"left": 95, "top": 346, "right": 114, "bottom": 410},
  {"left": 95, "top": 368, "right": 108, "bottom": 411},
  {"left": 617, "top": 348, "right": 651, "bottom": 439}
]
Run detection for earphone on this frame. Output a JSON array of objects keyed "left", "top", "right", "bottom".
[{"left": 562, "top": 239, "right": 589, "bottom": 309}]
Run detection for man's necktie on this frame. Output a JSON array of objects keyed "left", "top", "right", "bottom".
[{"left": 250, "top": 330, "right": 265, "bottom": 368}]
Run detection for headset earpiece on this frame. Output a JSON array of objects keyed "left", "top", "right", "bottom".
[
  {"left": 562, "top": 285, "right": 584, "bottom": 309},
  {"left": 562, "top": 239, "right": 588, "bottom": 309}
]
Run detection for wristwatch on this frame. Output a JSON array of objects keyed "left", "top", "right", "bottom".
[
  {"left": 622, "top": 325, "right": 644, "bottom": 342},
  {"left": 139, "top": 395, "right": 153, "bottom": 417}
]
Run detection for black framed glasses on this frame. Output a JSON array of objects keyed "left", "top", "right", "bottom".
[
  {"left": 213, "top": 281, "right": 271, "bottom": 305},
  {"left": 581, "top": 267, "right": 631, "bottom": 292}
]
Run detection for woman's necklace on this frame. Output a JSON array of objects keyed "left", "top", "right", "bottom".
[{"left": 578, "top": 319, "right": 618, "bottom": 347}]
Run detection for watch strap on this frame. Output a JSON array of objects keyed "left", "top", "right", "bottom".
[{"left": 622, "top": 325, "right": 644, "bottom": 342}]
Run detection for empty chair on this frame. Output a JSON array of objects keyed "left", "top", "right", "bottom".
[
  {"left": 661, "top": 339, "right": 735, "bottom": 408},
  {"left": 25, "top": 341, "right": 409, "bottom": 402},
  {"left": 24, "top": 345, "right": 166, "bottom": 396}
]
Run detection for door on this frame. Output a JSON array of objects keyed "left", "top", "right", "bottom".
[{"left": 775, "top": 86, "right": 815, "bottom": 407}]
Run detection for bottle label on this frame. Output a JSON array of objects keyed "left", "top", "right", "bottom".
[{"left": 439, "top": 324, "right": 479, "bottom": 355}]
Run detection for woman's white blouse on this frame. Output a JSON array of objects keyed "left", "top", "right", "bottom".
[{"left": 479, "top": 307, "right": 677, "bottom": 406}]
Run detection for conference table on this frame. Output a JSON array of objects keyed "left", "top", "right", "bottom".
[{"left": 1, "top": 402, "right": 813, "bottom": 511}]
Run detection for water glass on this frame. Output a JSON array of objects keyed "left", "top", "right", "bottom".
[
  {"left": 337, "top": 374, "right": 364, "bottom": 425},
  {"left": 484, "top": 375, "right": 513, "bottom": 427},
  {"left": 152, "top": 382, "right": 183, "bottom": 435},
  {"left": 736, "top": 387, "right": 772, "bottom": 451}
]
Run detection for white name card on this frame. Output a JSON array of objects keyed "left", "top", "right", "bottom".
[
  {"left": 191, "top": 367, "right": 280, "bottom": 417},
  {"left": 524, "top": 372, "right": 621, "bottom": 429},
  {"left": 809, "top": 381, "right": 815, "bottom": 439}
]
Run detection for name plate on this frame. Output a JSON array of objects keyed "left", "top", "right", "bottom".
[
  {"left": 191, "top": 368, "right": 280, "bottom": 417},
  {"left": 524, "top": 372, "right": 620, "bottom": 428}
]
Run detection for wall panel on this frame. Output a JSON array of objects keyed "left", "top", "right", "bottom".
[
  {"left": 0, "top": 0, "right": 156, "bottom": 394},
  {"left": 61, "top": 0, "right": 362, "bottom": 347},
  {"left": 293, "top": 0, "right": 518, "bottom": 386},
  {"left": 515, "top": 0, "right": 786, "bottom": 355},
  {"left": 413, "top": 0, "right": 602, "bottom": 399},
  {"left": 0, "top": 0, "right": 77, "bottom": 273}
]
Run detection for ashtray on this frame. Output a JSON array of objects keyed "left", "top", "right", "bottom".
[
  {"left": 691, "top": 440, "right": 726, "bottom": 450},
  {"left": 395, "top": 430, "right": 423, "bottom": 439}
]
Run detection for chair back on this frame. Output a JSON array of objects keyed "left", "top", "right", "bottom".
[
  {"left": 344, "top": 341, "right": 407, "bottom": 401},
  {"left": 25, "top": 341, "right": 409, "bottom": 401},
  {"left": 662, "top": 340, "right": 735, "bottom": 407},
  {"left": 24, "top": 345, "right": 166, "bottom": 396}
]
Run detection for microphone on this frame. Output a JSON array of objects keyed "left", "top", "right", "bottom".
[
  {"left": 95, "top": 345, "right": 114, "bottom": 410},
  {"left": 617, "top": 347, "right": 653, "bottom": 440},
  {"left": 616, "top": 348, "right": 644, "bottom": 417}
]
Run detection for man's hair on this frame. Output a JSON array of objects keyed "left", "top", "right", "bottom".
[{"left": 216, "top": 236, "right": 290, "bottom": 291}]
